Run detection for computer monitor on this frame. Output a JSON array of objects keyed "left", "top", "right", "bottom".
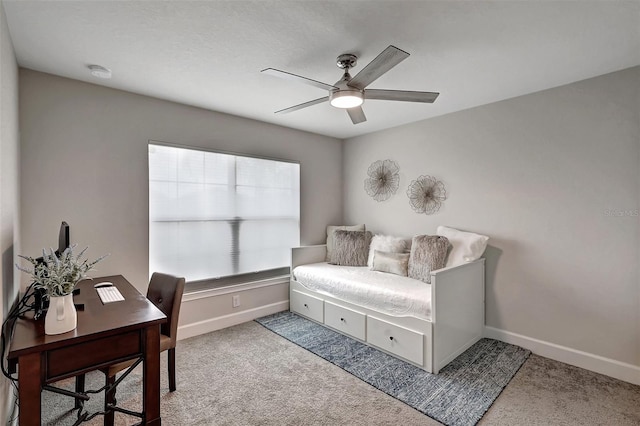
[{"left": 56, "top": 221, "right": 70, "bottom": 255}]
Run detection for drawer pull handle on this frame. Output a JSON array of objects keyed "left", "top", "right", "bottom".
[
  {"left": 389, "top": 336, "right": 394, "bottom": 341},
  {"left": 303, "top": 303, "right": 308, "bottom": 308},
  {"left": 340, "top": 318, "right": 345, "bottom": 322}
]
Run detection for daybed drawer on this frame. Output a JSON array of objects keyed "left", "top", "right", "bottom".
[
  {"left": 290, "top": 290, "right": 324, "bottom": 323},
  {"left": 324, "top": 301, "right": 366, "bottom": 341},
  {"left": 366, "top": 316, "right": 424, "bottom": 366}
]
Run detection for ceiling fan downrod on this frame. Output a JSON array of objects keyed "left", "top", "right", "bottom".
[{"left": 335, "top": 54, "right": 357, "bottom": 84}]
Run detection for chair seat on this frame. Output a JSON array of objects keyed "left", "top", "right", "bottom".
[
  {"left": 105, "top": 334, "right": 172, "bottom": 377},
  {"left": 160, "top": 334, "right": 172, "bottom": 352}
]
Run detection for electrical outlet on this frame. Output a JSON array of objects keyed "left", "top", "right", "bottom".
[{"left": 232, "top": 295, "right": 240, "bottom": 308}]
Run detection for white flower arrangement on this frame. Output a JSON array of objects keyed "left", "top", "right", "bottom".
[{"left": 17, "top": 245, "right": 109, "bottom": 297}]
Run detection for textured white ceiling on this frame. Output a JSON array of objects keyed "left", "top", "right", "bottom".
[{"left": 4, "top": 1, "right": 639, "bottom": 139}]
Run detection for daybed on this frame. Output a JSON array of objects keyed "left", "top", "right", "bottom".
[{"left": 290, "top": 241, "right": 485, "bottom": 374}]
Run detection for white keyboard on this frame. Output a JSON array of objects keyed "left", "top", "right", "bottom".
[{"left": 96, "top": 286, "right": 125, "bottom": 303}]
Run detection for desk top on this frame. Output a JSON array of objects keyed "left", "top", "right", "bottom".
[{"left": 8, "top": 275, "right": 167, "bottom": 359}]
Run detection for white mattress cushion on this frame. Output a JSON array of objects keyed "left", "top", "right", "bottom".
[{"left": 293, "top": 262, "right": 431, "bottom": 320}]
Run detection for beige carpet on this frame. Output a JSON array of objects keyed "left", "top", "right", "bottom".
[{"left": 40, "top": 320, "right": 640, "bottom": 425}]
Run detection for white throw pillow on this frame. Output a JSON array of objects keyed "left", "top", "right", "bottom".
[
  {"left": 326, "top": 224, "right": 365, "bottom": 261},
  {"left": 436, "top": 226, "right": 489, "bottom": 267},
  {"left": 372, "top": 250, "right": 410, "bottom": 276},
  {"left": 367, "top": 234, "right": 407, "bottom": 268}
]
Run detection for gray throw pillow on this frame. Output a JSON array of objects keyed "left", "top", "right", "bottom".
[
  {"left": 326, "top": 224, "right": 366, "bottom": 262},
  {"left": 372, "top": 250, "right": 410, "bottom": 276},
  {"left": 408, "top": 235, "right": 450, "bottom": 284},
  {"left": 330, "top": 230, "right": 372, "bottom": 266}
]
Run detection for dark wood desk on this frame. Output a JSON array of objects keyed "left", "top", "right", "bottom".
[{"left": 8, "top": 275, "right": 167, "bottom": 425}]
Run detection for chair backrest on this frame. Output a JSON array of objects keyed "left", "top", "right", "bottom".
[{"left": 147, "top": 272, "right": 186, "bottom": 346}]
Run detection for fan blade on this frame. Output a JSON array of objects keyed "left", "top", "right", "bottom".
[
  {"left": 347, "top": 106, "right": 367, "bottom": 124},
  {"left": 366, "top": 89, "right": 439, "bottom": 103},
  {"left": 261, "top": 68, "right": 338, "bottom": 91},
  {"left": 274, "top": 96, "right": 329, "bottom": 114},
  {"left": 347, "top": 45, "right": 410, "bottom": 90}
]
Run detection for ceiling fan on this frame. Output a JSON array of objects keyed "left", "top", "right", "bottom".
[{"left": 261, "top": 45, "right": 439, "bottom": 125}]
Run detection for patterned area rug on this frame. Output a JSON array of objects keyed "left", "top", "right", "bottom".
[{"left": 256, "top": 311, "right": 530, "bottom": 426}]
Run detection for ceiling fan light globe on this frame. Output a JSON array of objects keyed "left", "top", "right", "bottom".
[{"left": 330, "top": 90, "right": 364, "bottom": 109}]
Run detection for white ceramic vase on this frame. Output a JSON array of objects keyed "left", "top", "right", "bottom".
[{"left": 45, "top": 293, "right": 77, "bottom": 335}]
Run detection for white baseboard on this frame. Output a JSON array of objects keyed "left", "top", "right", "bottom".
[
  {"left": 178, "top": 310, "right": 640, "bottom": 385},
  {"left": 484, "top": 326, "right": 640, "bottom": 386},
  {"left": 177, "top": 300, "right": 289, "bottom": 341}
]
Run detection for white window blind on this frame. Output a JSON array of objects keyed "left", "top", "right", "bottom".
[{"left": 149, "top": 143, "right": 300, "bottom": 282}]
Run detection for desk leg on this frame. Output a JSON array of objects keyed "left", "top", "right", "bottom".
[
  {"left": 143, "top": 325, "right": 161, "bottom": 425},
  {"left": 18, "top": 352, "right": 41, "bottom": 426}
]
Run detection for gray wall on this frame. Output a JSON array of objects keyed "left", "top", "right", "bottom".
[
  {"left": 14, "top": 54, "right": 640, "bottom": 372},
  {"left": 19, "top": 70, "right": 342, "bottom": 293},
  {"left": 0, "top": 1, "right": 19, "bottom": 421},
  {"left": 343, "top": 67, "right": 640, "bottom": 366}
]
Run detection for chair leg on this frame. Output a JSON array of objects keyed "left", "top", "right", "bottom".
[
  {"left": 104, "top": 374, "right": 116, "bottom": 426},
  {"left": 168, "top": 348, "right": 176, "bottom": 392},
  {"left": 75, "top": 374, "right": 85, "bottom": 409}
]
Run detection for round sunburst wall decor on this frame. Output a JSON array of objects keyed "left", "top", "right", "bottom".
[
  {"left": 364, "top": 159, "right": 400, "bottom": 202},
  {"left": 407, "top": 175, "right": 447, "bottom": 214}
]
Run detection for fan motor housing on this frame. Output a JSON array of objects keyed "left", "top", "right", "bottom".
[{"left": 330, "top": 88, "right": 363, "bottom": 101}]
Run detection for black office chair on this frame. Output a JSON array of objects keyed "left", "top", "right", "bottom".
[{"left": 76, "top": 272, "right": 185, "bottom": 425}]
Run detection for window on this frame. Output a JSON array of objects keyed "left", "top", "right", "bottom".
[{"left": 148, "top": 143, "right": 300, "bottom": 283}]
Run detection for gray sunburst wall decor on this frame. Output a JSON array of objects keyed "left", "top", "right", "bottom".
[
  {"left": 364, "top": 159, "right": 400, "bottom": 202},
  {"left": 407, "top": 175, "right": 447, "bottom": 214}
]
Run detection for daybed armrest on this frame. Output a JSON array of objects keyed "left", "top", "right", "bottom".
[
  {"left": 430, "top": 259, "right": 485, "bottom": 318},
  {"left": 291, "top": 245, "right": 327, "bottom": 270},
  {"left": 430, "top": 259, "right": 484, "bottom": 278},
  {"left": 430, "top": 258, "right": 485, "bottom": 373}
]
